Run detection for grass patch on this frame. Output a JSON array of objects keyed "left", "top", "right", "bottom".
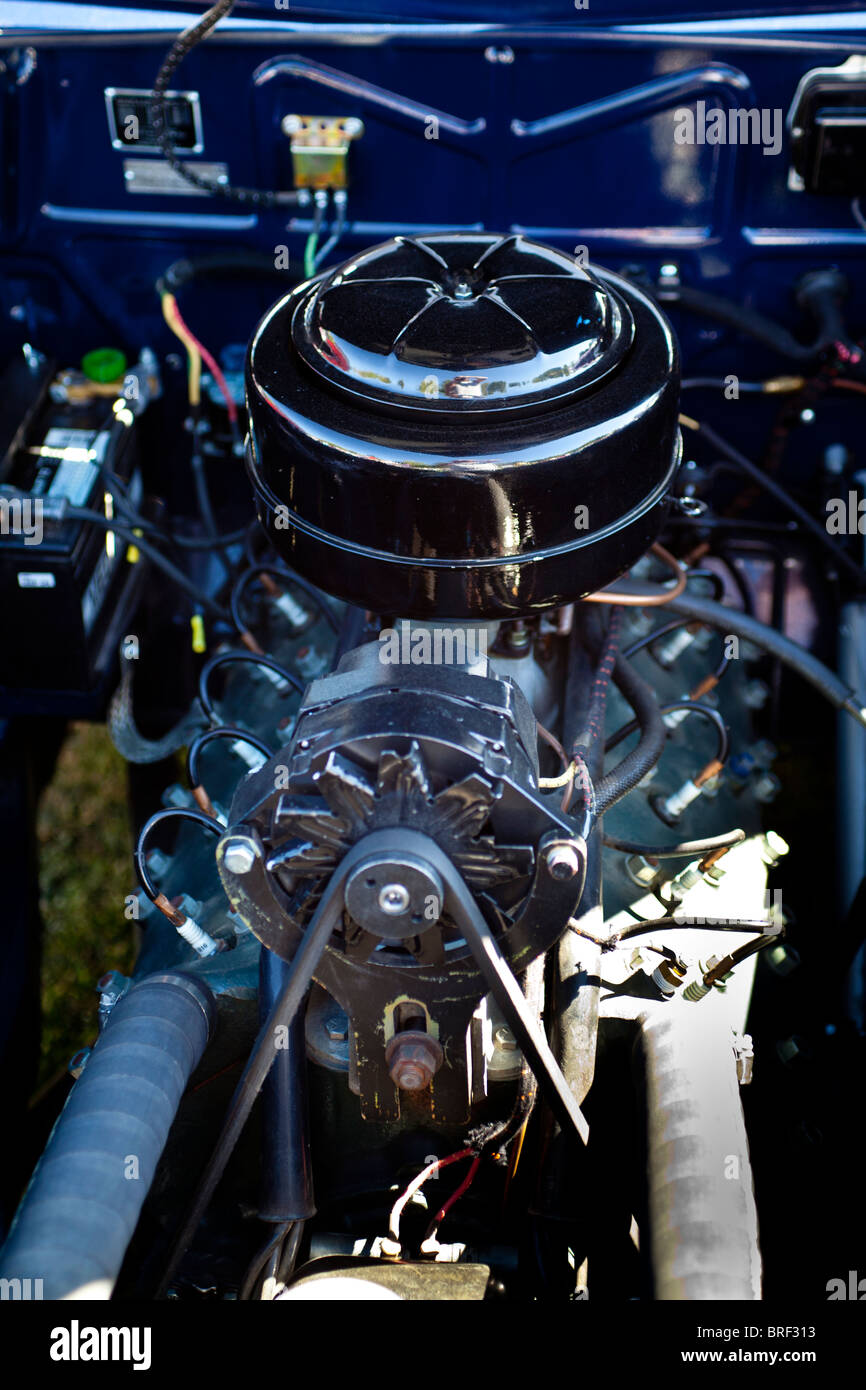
[{"left": 36, "top": 722, "right": 136, "bottom": 1088}]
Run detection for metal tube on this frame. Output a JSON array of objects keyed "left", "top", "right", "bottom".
[{"left": 637, "top": 1007, "right": 761, "bottom": 1300}]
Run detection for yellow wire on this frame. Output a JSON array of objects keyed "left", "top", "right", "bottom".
[
  {"left": 538, "top": 761, "right": 577, "bottom": 790},
  {"left": 161, "top": 291, "right": 201, "bottom": 407}
]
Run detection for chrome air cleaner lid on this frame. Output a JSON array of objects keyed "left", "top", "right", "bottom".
[{"left": 290, "top": 233, "right": 634, "bottom": 414}]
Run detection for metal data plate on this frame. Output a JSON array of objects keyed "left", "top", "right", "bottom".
[
  {"left": 105, "top": 88, "right": 204, "bottom": 154},
  {"left": 122, "top": 160, "right": 229, "bottom": 197}
]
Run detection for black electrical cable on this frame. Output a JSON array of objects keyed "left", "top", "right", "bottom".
[
  {"left": 133, "top": 806, "right": 223, "bottom": 906},
  {"left": 238, "top": 1221, "right": 292, "bottom": 1302},
  {"left": 685, "top": 567, "right": 727, "bottom": 602},
  {"left": 594, "top": 652, "right": 667, "bottom": 815},
  {"left": 616, "top": 584, "right": 866, "bottom": 730},
  {"left": 230, "top": 565, "right": 341, "bottom": 639},
  {"left": 156, "top": 251, "right": 297, "bottom": 297},
  {"left": 606, "top": 699, "right": 729, "bottom": 765},
  {"left": 167, "top": 526, "right": 249, "bottom": 551},
  {"left": 623, "top": 618, "right": 732, "bottom": 686},
  {"left": 681, "top": 377, "right": 773, "bottom": 393},
  {"left": 681, "top": 416, "right": 866, "bottom": 587},
  {"left": 658, "top": 284, "right": 832, "bottom": 362},
  {"left": 98, "top": 459, "right": 248, "bottom": 556},
  {"left": 66, "top": 508, "right": 230, "bottom": 621},
  {"left": 712, "top": 548, "right": 756, "bottom": 616},
  {"left": 189, "top": 405, "right": 220, "bottom": 542},
  {"left": 570, "top": 911, "right": 782, "bottom": 951},
  {"left": 187, "top": 726, "right": 273, "bottom": 792},
  {"left": 155, "top": 855, "right": 350, "bottom": 1298},
  {"left": 622, "top": 616, "right": 694, "bottom": 660},
  {"left": 275, "top": 1221, "right": 305, "bottom": 1287},
  {"left": 151, "top": 1, "right": 295, "bottom": 208},
  {"left": 704, "top": 930, "right": 783, "bottom": 983},
  {"left": 601, "top": 828, "right": 746, "bottom": 859},
  {"left": 612, "top": 915, "right": 783, "bottom": 946},
  {"left": 198, "top": 650, "right": 304, "bottom": 723}
]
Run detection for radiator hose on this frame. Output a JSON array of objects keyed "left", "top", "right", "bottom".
[{"left": 0, "top": 971, "right": 214, "bottom": 1299}]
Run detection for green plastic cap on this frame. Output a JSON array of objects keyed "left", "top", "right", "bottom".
[{"left": 81, "top": 347, "right": 127, "bottom": 384}]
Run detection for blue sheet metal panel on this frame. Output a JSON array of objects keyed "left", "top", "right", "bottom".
[{"left": 0, "top": 21, "right": 864, "bottom": 370}]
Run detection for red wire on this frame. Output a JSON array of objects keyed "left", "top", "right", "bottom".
[
  {"left": 169, "top": 298, "right": 238, "bottom": 423},
  {"left": 833, "top": 377, "right": 866, "bottom": 397},
  {"left": 388, "top": 1148, "right": 474, "bottom": 1244},
  {"left": 426, "top": 1153, "right": 482, "bottom": 1238}
]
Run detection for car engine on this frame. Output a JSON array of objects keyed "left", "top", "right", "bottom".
[{"left": 1, "top": 0, "right": 865, "bottom": 1321}]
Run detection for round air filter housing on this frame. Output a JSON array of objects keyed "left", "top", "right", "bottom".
[{"left": 246, "top": 232, "right": 680, "bottom": 619}]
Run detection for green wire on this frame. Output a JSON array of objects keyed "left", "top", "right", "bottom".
[{"left": 304, "top": 230, "right": 319, "bottom": 279}]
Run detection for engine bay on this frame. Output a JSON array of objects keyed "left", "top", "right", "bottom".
[{"left": 1, "top": 0, "right": 865, "bottom": 1323}]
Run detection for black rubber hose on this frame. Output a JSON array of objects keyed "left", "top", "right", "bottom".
[
  {"left": 658, "top": 283, "right": 826, "bottom": 361},
  {"left": 594, "top": 653, "right": 667, "bottom": 814},
  {"left": 0, "top": 972, "right": 215, "bottom": 1300}
]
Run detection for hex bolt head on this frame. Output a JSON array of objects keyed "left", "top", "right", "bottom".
[
  {"left": 326, "top": 1013, "right": 349, "bottom": 1042},
  {"left": 222, "top": 838, "right": 258, "bottom": 876},
  {"left": 384, "top": 1031, "right": 444, "bottom": 1092},
  {"left": 378, "top": 882, "right": 410, "bottom": 916},
  {"left": 545, "top": 843, "right": 581, "bottom": 881},
  {"left": 493, "top": 1025, "right": 517, "bottom": 1052}
]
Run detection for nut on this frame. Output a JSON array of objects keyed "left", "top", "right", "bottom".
[
  {"left": 545, "top": 843, "right": 581, "bottom": 881},
  {"left": 222, "top": 837, "right": 258, "bottom": 876},
  {"left": 384, "top": 1031, "right": 444, "bottom": 1092}
]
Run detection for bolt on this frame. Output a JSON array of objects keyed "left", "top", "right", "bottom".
[
  {"left": 502, "top": 619, "right": 531, "bottom": 655},
  {"left": 378, "top": 883, "right": 410, "bottom": 915},
  {"left": 325, "top": 1013, "right": 349, "bottom": 1042},
  {"left": 385, "top": 1031, "right": 443, "bottom": 1091},
  {"left": 545, "top": 843, "right": 581, "bottom": 880},
  {"left": 222, "top": 837, "right": 258, "bottom": 875},
  {"left": 493, "top": 1025, "right": 517, "bottom": 1052}
]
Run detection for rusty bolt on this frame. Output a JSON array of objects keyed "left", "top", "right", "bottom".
[{"left": 384, "top": 1030, "right": 444, "bottom": 1092}]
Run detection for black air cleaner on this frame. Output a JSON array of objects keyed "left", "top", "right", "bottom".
[{"left": 245, "top": 232, "right": 680, "bottom": 618}]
